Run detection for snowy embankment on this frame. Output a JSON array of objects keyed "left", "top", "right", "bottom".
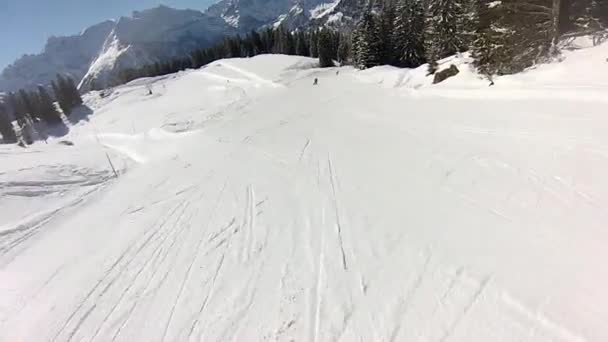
[{"left": 1, "top": 41, "right": 608, "bottom": 341}]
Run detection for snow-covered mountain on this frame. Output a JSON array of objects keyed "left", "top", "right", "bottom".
[
  {"left": 206, "top": 0, "right": 358, "bottom": 31},
  {"left": 0, "top": 20, "right": 115, "bottom": 92},
  {"left": 0, "top": 6, "right": 234, "bottom": 92}
]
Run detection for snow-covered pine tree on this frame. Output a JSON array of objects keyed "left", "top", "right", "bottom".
[
  {"left": 501, "top": 0, "right": 561, "bottom": 68},
  {"left": 425, "top": 0, "right": 466, "bottom": 74},
  {"left": 353, "top": 11, "right": 381, "bottom": 69},
  {"left": 351, "top": 26, "right": 363, "bottom": 66},
  {"left": 460, "top": 0, "right": 479, "bottom": 50},
  {"left": 473, "top": 0, "right": 570, "bottom": 77},
  {"left": 472, "top": 0, "right": 510, "bottom": 79},
  {"left": 394, "top": 0, "right": 426, "bottom": 68},
  {"left": 8, "top": 92, "right": 34, "bottom": 145}
]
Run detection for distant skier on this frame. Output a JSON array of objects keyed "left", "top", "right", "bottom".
[
  {"left": 313, "top": 78, "right": 318, "bottom": 85},
  {"left": 336, "top": 70, "right": 339, "bottom": 75}
]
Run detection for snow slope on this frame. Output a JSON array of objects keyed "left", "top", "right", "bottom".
[{"left": 1, "top": 47, "right": 608, "bottom": 341}]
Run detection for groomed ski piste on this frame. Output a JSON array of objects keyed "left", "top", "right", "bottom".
[{"left": 1, "top": 37, "right": 607, "bottom": 341}]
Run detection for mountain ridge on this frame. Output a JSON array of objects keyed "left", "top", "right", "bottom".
[
  {"left": 0, "top": 6, "right": 237, "bottom": 92},
  {"left": 0, "top": 1, "right": 367, "bottom": 93}
]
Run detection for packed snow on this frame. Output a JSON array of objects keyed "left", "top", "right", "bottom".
[{"left": 1, "top": 43, "right": 608, "bottom": 341}]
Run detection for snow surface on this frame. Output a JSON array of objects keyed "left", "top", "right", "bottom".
[
  {"left": 78, "top": 33, "right": 131, "bottom": 90},
  {"left": 309, "top": 0, "right": 341, "bottom": 19},
  {"left": 326, "top": 12, "right": 344, "bottom": 24},
  {"left": 273, "top": 14, "right": 288, "bottom": 28},
  {"left": 1, "top": 46, "right": 608, "bottom": 341},
  {"left": 222, "top": 14, "right": 240, "bottom": 28}
]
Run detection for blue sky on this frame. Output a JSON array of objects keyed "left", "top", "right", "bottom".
[{"left": 0, "top": 0, "right": 216, "bottom": 70}]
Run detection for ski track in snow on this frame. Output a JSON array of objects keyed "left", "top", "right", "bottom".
[{"left": 1, "top": 53, "right": 608, "bottom": 341}]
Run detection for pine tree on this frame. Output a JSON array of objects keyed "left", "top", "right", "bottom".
[
  {"left": 37, "top": 86, "right": 62, "bottom": 125},
  {"left": 19, "top": 89, "right": 38, "bottom": 120},
  {"left": 394, "top": 0, "right": 426, "bottom": 68},
  {"left": 337, "top": 34, "right": 351, "bottom": 64},
  {"left": 243, "top": 37, "right": 255, "bottom": 57},
  {"left": 460, "top": 0, "right": 479, "bottom": 49},
  {"left": 52, "top": 79, "right": 70, "bottom": 115},
  {"left": 296, "top": 31, "right": 310, "bottom": 56},
  {"left": 310, "top": 31, "right": 319, "bottom": 58},
  {"left": 273, "top": 26, "right": 295, "bottom": 55},
  {"left": 472, "top": 0, "right": 508, "bottom": 79},
  {"left": 318, "top": 29, "right": 335, "bottom": 68},
  {"left": 261, "top": 28, "right": 275, "bottom": 53},
  {"left": 425, "top": 0, "right": 466, "bottom": 73},
  {"left": 569, "top": 0, "right": 608, "bottom": 33},
  {"left": 592, "top": 0, "right": 608, "bottom": 27},
  {"left": 8, "top": 92, "right": 34, "bottom": 145},
  {"left": 251, "top": 30, "right": 264, "bottom": 54},
  {"left": 472, "top": 0, "right": 567, "bottom": 76},
  {"left": 378, "top": 0, "right": 398, "bottom": 65},
  {"left": 66, "top": 77, "right": 83, "bottom": 107},
  {"left": 0, "top": 103, "right": 17, "bottom": 144},
  {"left": 353, "top": 11, "right": 381, "bottom": 69},
  {"left": 501, "top": 0, "right": 560, "bottom": 69}
]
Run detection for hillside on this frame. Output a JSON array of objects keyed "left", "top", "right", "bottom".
[{"left": 1, "top": 43, "right": 608, "bottom": 341}]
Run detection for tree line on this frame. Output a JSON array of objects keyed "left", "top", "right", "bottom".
[
  {"left": 118, "top": 27, "right": 348, "bottom": 85},
  {"left": 0, "top": 74, "right": 83, "bottom": 145},
  {"left": 352, "top": 0, "right": 607, "bottom": 78}
]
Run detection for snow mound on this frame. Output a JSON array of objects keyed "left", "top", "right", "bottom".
[{"left": 353, "top": 41, "right": 608, "bottom": 102}]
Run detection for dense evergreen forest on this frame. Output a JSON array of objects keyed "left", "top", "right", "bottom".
[{"left": 0, "top": 75, "right": 83, "bottom": 145}]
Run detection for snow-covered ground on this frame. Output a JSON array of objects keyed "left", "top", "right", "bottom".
[{"left": 2, "top": 43, "right": 608, "bottom": 341}]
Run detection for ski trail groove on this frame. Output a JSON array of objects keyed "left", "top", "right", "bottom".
[
  {"left": 311, "top": 209, "right": 325, "bottom": 342},
  {"left": 299, "top": 139, "right": 311, "bottom": 162},
  {"left": 66, "top": 305, "right": 97, "bottom": 342},
  {"left": 441, "top": 267, "right": 466, "bottom": 304},
  {"left": 90, "top": 196, "right": 197, "bottom": 342},
  {"left": 187, "top": 253, "right": 226, "bottom": 339},
  {"left": 439, "top": 276, "right": 491, "bottom": 342},
  {"left": 389, "top": 253, "right": 431, "bottom": 342},
  {"left": 327, "top": 156, "right": 348, "bottom": 271},
  {"left": 240, "top": 185, "right": 256, "bottom": 263},
  {"left": 52, "top": 198, "right": 189, "bottom": 342},
  {"left": 160, "top": 182, "right": 226, "bottom": 342},
  {"left": 107, "top": 198, "right": 202, "bottom": 342}
]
